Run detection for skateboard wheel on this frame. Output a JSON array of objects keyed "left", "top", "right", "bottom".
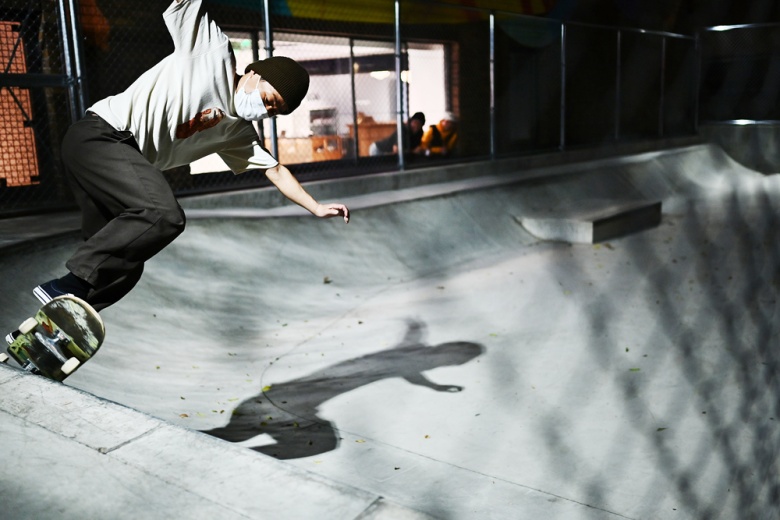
[
  {"left": 0, "top": 353, "right": 8, "bottom": 364},
  {"left": 61, "top": 357, "right": 80, "bottom": 375},
  {"left": 19, "top": 317, "right": 38, "bottom": 335}
]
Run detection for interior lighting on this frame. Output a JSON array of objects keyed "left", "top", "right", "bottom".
[{"left": 370, "top": 70, "right": 391, "bottom": 80}]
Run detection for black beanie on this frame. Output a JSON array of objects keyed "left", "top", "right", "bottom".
[{"left": 245, "top": 56, "right": 310, "bottom": 114}]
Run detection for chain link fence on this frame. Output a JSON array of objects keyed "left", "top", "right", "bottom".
[{"left": 1, "top": 0, "right": 699, "bottom": 217}]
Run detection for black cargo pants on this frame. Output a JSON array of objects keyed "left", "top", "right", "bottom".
[{"left": 61, "top": 112, "right": 186, "bottom": 311}]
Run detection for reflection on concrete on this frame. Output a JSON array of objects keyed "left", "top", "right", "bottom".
[{"left": 203, "top": 320, "right": 484, "bottom": 459}]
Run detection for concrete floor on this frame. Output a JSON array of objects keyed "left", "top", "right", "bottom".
[{"left": 1, "top": 143, "right": 779, "bottom": 519}]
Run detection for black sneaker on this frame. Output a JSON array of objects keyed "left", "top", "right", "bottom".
[
  {"left": 33, "top": 273, "right": 91, "bottom": 304},
  {"left": 5, "top": 329, "right": 20, "bottom": 345},
  {"left": 33, "top": 279, "right": 72, "bottom": 304}
]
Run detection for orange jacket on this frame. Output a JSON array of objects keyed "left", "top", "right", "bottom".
[{"left": 420, "top": 123, "right": 458, "bottom": 156}]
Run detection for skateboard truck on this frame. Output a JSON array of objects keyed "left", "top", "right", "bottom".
[{"left": 4, "top": 319, "right": 71, "bottom": 376}]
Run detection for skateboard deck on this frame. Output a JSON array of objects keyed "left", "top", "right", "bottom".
[{"left": 2, "top": 295, "right": 104, "bottom": 382}]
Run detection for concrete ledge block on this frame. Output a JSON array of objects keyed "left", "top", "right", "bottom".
[{"left": 516, "top": 200, "right": 662, "bottom": 243}]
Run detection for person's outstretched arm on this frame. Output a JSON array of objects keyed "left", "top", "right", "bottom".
[{"left": 265, "top": 163, "right": 350, "bottom": 223}]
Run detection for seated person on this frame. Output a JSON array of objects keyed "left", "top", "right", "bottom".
[
  {"left": 419, "top": 111, "right": 458, "bottom": 157},
  {"left": 369, "top": 112, "right": 426, "bottom": 156}
]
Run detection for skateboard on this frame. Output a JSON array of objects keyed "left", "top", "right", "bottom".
[{"left": 1, "top": 295, "right": 104, "bottom": 382}]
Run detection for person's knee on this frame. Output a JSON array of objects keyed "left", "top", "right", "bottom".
[{"left": 156, "top": 205, "right": 186, "bottom": 239}]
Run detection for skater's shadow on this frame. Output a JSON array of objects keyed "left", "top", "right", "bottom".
[{"left": 202, "top": 319, "right": 485, "bottom": 459}]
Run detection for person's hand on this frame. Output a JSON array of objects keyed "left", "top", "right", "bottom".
[{"left": 315, "top": 203, "right": 350, "bottom": 223}]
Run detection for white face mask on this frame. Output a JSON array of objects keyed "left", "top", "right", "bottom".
[{"left": 234, "top": 83, "right": 269, "bottom": 121}]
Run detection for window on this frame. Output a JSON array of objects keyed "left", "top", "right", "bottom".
[{"left": 190, "top": 32, "right": 448, "bottom": 173}]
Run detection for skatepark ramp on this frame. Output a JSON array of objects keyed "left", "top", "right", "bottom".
[{"left": 2, "top": 142, "right": 780, "bottom": 519}]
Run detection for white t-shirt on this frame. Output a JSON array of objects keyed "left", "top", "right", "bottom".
[{"left": 88, "top": 0, "right": 277, "bottom": 174}]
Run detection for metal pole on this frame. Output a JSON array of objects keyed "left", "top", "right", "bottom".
[
  {"left": 251, "top": 29, "right": 263, "bottom": 145},
  {"left": 559, "top": 23, "right": 566, "bottom": 151},
  {"left": 694, "top": 32, "right": 701, "bottom": 133},
  {"left": 66, "top": 0, "right": 88, "bottom": 116},
  {"left": 57, "top": 0, "right": 78, "bottom": 122},
  {"left": 262, "top": 0, "right": 279, "bottom": 159},
  {"left": 349, "top": 39, "right": 359, "bottom": 163},
  {"left": 659, "top": 36, "right": 666, "bottom": 137},
  {"left": 394, "top": 0, "right": 405, "bottom": 170},
  {"left": 615, "top": 30, "right": 621, "bottom": 141},
  {"left": 489, "top": 12, "right": 496, "bottom": 159}
]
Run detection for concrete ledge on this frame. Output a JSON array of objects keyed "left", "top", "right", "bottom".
[
  {"left": 517, "top": 200, "right": 663, "bottom": 243},
  {"left": 0, "top": 364, "right": 435, "bottom": 520},
  {"left": 0, "top": 211, "right": 81, "bottom": 253}
]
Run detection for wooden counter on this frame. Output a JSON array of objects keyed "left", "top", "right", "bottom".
[
  {"left": 348, "top": 122, "right": 396, "bottom": 157},
  {"left": 265, "top": 136, "right": 344, "bottom": 163}
]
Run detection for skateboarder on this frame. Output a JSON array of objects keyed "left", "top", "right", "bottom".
[{"left": 33, "top": 0, "right": 349, "bottom": 312}]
